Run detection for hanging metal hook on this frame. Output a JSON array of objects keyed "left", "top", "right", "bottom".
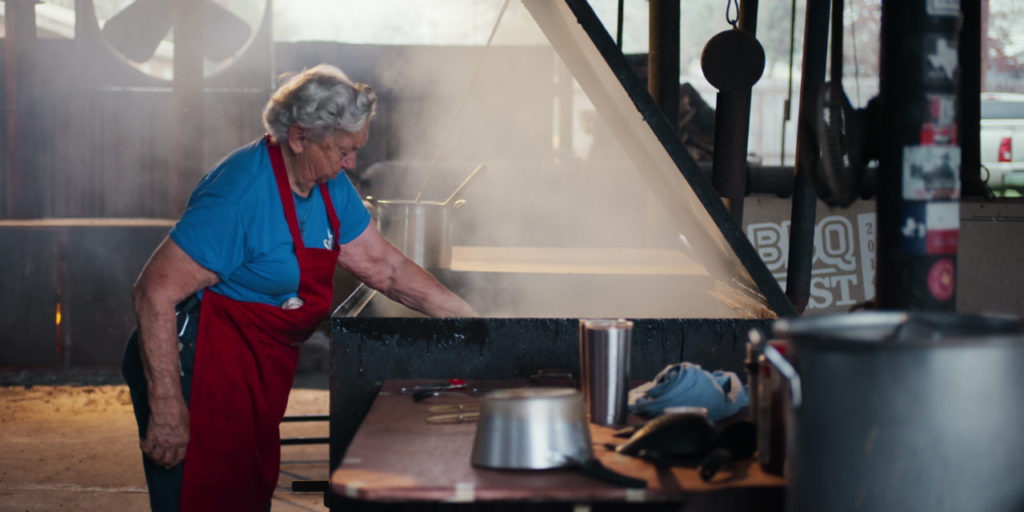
[{"left": 726, "top": 0, "right": 740, "bottom": 29}]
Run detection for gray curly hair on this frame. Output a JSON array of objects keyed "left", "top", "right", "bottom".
[{"left": 262, "top": 64, "right": 377, "bottom": 144}]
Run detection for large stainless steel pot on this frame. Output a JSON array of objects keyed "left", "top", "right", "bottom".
[
  {"left": 366, "top": 197, "right": 464, "bottom": 270},
  {"left": 365, "top": 164, "right": 484, "bottom": 270},
  {"left": 758, "top": 311, "right": 1024, "bottom": 512},
  {"left": 471, "top": 388, "right": 591, "bottom": 470},
  {"left": 471, "top": 387, "right": 646, "bottom": 488}
]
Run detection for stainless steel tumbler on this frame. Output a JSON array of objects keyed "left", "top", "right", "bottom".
[{"left": 578, "top": 318, "right": 632, "bottom": 426}]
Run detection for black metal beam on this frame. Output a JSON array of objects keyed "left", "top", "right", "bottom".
[
  {"left": 648, "top": 1, "right": 680, "bottom": 135},
  {"left": 876, "top": 0, "right": 961, "bottom": 310},
  {"left": 785, "top": 0, "right": 831, "bottom": 314},
  {"left": 959, "top": 0, "right": 985, "bottom": 198}
]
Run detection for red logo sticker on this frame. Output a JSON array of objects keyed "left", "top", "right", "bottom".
[
  {"left": 925, "top": 228, "right": 959, "bottom": 254},
  {"left": 927, "top": 258, "right": 955, "bottom": 301}
]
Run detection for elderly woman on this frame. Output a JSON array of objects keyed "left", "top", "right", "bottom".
[{"left": 122, "top": 64, "right": 476, "bottom": 511}]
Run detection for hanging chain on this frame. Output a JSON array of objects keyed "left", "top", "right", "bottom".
[
  {"left": 726, "top": 0, "right": 740, "bottom": 28},
  {"left": 848, "top": 0, "right": 862, "bottom": 105}
]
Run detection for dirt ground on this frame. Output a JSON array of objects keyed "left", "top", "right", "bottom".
[{"left": 0, "top": 383, "right": 331, "bottom": 511}]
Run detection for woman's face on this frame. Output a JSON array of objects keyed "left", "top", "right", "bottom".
[{"left": 300, "top": 125, "right": 369, "bottom": 184}]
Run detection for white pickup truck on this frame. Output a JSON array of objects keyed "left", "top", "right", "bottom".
[{"left": 981, "top": 92, "right": 1024, "bottom": 195}]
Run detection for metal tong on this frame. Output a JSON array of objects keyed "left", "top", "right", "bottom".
[
  {"left": 425, "top": 411, "right": 480, "bottom": 424},
  {"left": 425, "top": 403, "right": 481, "bottom": 424},
  {"left": 399, "top": 378, "right": 466, "bottom": 395}
]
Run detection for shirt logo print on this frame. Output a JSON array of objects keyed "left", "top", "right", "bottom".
[{"left": 323, "top": 228, "right": 334, "bottom": 249}]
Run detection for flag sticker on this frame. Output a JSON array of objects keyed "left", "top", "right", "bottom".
[{"left": 925, "top": 202, "right": 959, "bottom": 255}]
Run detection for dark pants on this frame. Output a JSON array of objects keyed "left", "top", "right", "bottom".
[{"left": 122, "top": 296, "right": 200, "bottom": 512}]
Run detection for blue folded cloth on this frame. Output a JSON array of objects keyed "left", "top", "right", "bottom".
[{"left": 628, "top": 362, "right": 749, "bottom": 422}]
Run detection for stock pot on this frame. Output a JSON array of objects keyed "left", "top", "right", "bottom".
[
  {"left": 471, "top": 388, "right": 646, "bottom": 488},
  {"left": 366, "top": 197, "right": 464, "bottom": 270},
  {"left": 759, "top": 311, "right": 1024, "bottom": 512},
  {"left": 364, "top": 164, "right": 484, "bottom": 271}
]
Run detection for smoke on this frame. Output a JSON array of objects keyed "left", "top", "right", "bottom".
[
  {"left": 4, "top": 0, "right": 769, "bottom": 320},
  {"left": 360, "top": 1, "right": 761, "bottom": 319}
]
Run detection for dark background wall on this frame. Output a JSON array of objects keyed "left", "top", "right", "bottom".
[{"left": 0, "top": 38, "right": 558, "bottom": 219}]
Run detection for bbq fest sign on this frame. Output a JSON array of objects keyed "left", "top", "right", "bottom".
[{"left": 744, "top": 199, "right": 878, "bottom": 313}]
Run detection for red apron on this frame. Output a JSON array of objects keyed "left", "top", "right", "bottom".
[{"left": 180, "top": 137, "right": 340, "bottom": 511}]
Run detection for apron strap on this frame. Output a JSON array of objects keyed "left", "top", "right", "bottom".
[
  {"left": 266, "top": 135, "right": 304, "bottom": 248},
  {"left": 319, "top": 182, "right": 341, "bottom": 249},
  {"left": 267, "top": 134, "right": 343, "bottom": 250}
]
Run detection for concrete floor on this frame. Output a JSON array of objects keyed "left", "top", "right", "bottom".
[{"left": 0, "top": 383, "right": 331, "bottom": 511}]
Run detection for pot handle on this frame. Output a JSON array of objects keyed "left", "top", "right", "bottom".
[
  {"left": 332, "top": 283, "right": 376, "bottom": 318},
  {"left": 363, "top": 195, "right": 380, "bottom": 220},
  {"left": 762, "top": 343, "right": 803, "bottom": 412},
  {"left": 443, "top": 164, "right": 486, "bottom": 205},
  {"left": 570, "top": 456, "right": 647, "bottom": 489}
]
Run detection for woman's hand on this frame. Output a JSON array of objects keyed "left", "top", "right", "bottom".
[{"left": 142, "top": 395, "right": 190, "bottom": 468}]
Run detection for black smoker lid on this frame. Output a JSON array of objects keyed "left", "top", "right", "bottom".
[{"left": 522, "top": 0, "right": 795, "bottom": 318}]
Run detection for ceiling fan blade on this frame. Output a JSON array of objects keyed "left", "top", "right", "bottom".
[
  {"left": 101, "top": 0, "right": 174, "bottom": 63},
  {"left": 202, "top": 0, "right": 253, "bottom": 62}
]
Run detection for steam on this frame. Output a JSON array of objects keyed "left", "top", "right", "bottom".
[
  {"left": 361, "top": 1, "right": 758, "bottom": 319},
  {"left": 7, "top": 1, "right": 767, "bottom": 320}
]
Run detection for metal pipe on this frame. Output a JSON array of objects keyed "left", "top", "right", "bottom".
[
  {"left": 785, "top": 0, "right": 831, "bottom": 314},
  {"left": 648, "top": 0, "right": 680, "bottom": 135},
  {"left": 779, "top": 0, "right": 798, "bottom": 167},
  {"left": 739, "top": 0, "right": 759, "bottom": 34},
  {"left": 616, "top": 0, "right": 624, "bottom": 50},
  {"left": 709, "top": 0, "right": 760, "bottom": 225},
  {"left": 747, "top": 165, "right": 799, "bottom": 197},
  {"left": 711, "top": 94, "right": 752, "bottom": 222},
  {"left": 697, "top": 162, "right": 826, "bottom": 198}
]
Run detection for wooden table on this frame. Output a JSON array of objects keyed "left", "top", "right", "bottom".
[{"left": 329, "top": 380, "right": 786, "bottom": 510}]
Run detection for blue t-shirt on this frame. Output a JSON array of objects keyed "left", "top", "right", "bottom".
[{"left": 169, "top": 137, "right": 371, "bottom": 306}]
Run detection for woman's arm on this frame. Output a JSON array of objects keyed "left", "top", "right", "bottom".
[
  {"left": 132, "top": 237, "right": 219, "bottom": 468},
  {"left": 336, "top": 224, "right": 477, "bottom": 317}
]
